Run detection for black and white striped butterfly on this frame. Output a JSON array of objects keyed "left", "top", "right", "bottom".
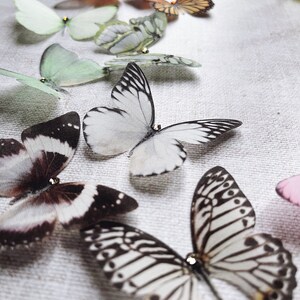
[
  {"left": 0, "top": 112, "right": 138, "bottom": 250},
  {"left": 81, "top": 166, "right": 297, "bottom": 300},
  {"left": 83, "top": 63, "right": 242, "bottom": 176}
]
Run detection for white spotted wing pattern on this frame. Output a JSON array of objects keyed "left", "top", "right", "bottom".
[
  {"left": 83, "top": 63, "right": 242, "bottom": 176},
  {"left": 81, "top": 167, "right": 297, "bottom": 300},
  {"left": 0, "top": 112, "right": 138, "bottom": 250}
]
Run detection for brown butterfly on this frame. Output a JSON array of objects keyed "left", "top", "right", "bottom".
[{"left": 147, "top": 0, "right": 214, "bottom": 16}]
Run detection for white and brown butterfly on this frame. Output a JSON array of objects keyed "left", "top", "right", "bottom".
[
  {"left": 81, "top": 166, "right": 297, "bottom": 300},
  {"left": 147, "top": 0, "right": 214, "bottom": 16},
  {"left": 0, "top": 112, "right": 138, "bottom": 250}
]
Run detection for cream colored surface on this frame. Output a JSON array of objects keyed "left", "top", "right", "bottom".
[{"left": 0, "top": 0, "right": 299, "bottom": 299}]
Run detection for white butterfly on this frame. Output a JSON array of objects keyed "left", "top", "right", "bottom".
[
  {"left": 83, "top": 63, "right": 242, "bottom": 176},
  {"left": 104, "top": 53, "right": 201, "bottom": 71},
  {"left": 81, "top": 166, "right": 297, "bottom": 300},
  {"left": 94, "top": 12, "right": 167, "bottom": 55},
  {"left": 14, "top": 0, "right": 117, "bottom": 40},
  {"left": 0, "top": 43, "right": 106, "bottom": 98},
  {"left": 0, "top": 112, "right": 138, "bottom": 250}
]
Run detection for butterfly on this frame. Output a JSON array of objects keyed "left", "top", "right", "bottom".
[
  {"left": 94, "top": 12, "right": 167, "bottom": 55},
  {"left": 276, "top": 175, "right": 300, "bottom": 206},
  {"left": 54, "top": 0, "right": 120, "bottom": 9},
  {"left": 81, "top": 166, "right": 297, "bottom": 300},
  {"left": 14, "top": 0, "right": 117, "bottom": 40},
  {"left": 0, "top": 43, "right": 106, "bottom": 98},
  {"left": 83, "top": 62, "right": 242, "bottom": 176},
  {"left": 147, "top": 0, "right": 214, "bottom": 16},
  {"left": 104, "top": 53, "right": 201, "bottom": 71},
  {"left": 0, "top": 112, "right": 138, "bottom": 250}
]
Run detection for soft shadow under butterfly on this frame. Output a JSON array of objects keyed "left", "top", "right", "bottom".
[
  {"left": 83, "top": 63, "right": 242, "bottom": 176},
  {"left": 81, "top": 166, "right": 297, "bottom": 300},
  {"left": 0, "top": 112, "right": 138, "bottom": 250},
  {"left": 14, "top": 0, "right": 117, "bottom": 40},
  {"left": 147, "top": 0, "right": 214, "bottom": 16}
]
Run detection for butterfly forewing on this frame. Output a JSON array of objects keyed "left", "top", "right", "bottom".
[
  {"left": 276, "top": 175, "right": 300, "bottom": 206},
  {"left": 21, "top": 112, "right": 80, "bottom": 186},
  {"left": 81, "top": 221, "right": 198, "bottom": 300},
  {"left": 207, "top": 233, "right": 297, "bottom": 300},
  {"left": 191, "top": 166, "right": 256, "bottom": 258}
]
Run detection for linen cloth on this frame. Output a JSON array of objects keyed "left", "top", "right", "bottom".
[{"left": 0, "top": 0, "right": 299, "bottom": 299}]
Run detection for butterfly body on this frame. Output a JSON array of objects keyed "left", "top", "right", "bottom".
[
  {"left": 0, "top": 112, "right": 138, "bottom": 250},
  {"left": 82, "top": 167, "right": 297, "bottom": 300}
]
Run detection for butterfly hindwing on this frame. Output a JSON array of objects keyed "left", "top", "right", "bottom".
[
  {"left": 81, "top": 221, "right": 198, "bottom": 300},
  {"left": 276, "top": 175, "right": 300, "bottom": 205},
  {"left": 129, "top": 120, "right": 242, "bottom": 176},
  {"left": 52, "top": 183, "right": 138, "bottom": 228},
  {"left": 207, "top": 233, "right": 297, "bottom": 300}
]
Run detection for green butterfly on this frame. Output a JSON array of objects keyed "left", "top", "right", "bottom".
[
  {"left": 95, "top": 12, "right": 167, "bottom": 55},
  {"left": 0, "top": 44, "right": 106, "bottom": 98}
]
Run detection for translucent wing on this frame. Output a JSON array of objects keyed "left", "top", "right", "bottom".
[
  {"left": 276, "top": 175, "right": 300, "bottom": 206},
  {"left": 81, "top": 221, "right": 198, "bottom": 300},
  {"left": 130, "top": 120, "right": 242, "bottom": 176},
  {"left": 0, "top": 112, "right": 79, "bottom": 199},
  {"left": 95, "top": 12, "right": 167, "bottom": 55},
  {"left": 14, "top": 0, "right": 63, "bottom": 35},
  {"left": 67, "top": 6, "right": 117, "bottom": 40},
  {"left": 0, "top": 183, "right": 137, "bottom": 249},
  {"left": 208, "top": 233, "right": 297, "bottom": 300},
  {"left": 148, "top": 0, "right": 214, "bottom": 16},
  {"left": 105, "top": 53, "right": 201, "bottom": 71},
  {"left": 40, "top": 44, "right": 106, "bottom": 87},
  {"left": 192, "top": 167, "right": 297, "bottom": 299},
  {"left": 0, "top": 68, "right": 60, "bottom": 98},
  {"left": 191, "top": 166, "right": 256, "bottom": 258},
  {"left": 83, "top": 62, "right": 154, "bottom": 155}
]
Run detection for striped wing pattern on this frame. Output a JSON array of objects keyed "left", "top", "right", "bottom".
[
  {"left": 149, "top": 0, "right": 214, "bottom": 16},
  {"left": 191, "top": 166, "right": 297, "bottom": 300},
  {"left": 81, "top": 221, "right": 198, "bottom": 300}
]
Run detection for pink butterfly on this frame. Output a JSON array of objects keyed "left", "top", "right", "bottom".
[{"left": 276, "top": 175, "right": 300, "bottom": 205}]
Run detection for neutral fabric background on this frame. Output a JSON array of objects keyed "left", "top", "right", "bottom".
[{"left": 0, "top": 0, "right": 299, "bottom": 299}]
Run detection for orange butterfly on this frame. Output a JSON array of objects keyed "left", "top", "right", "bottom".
[{"left": 147, "top": 0, "right": 214, "bottom": 16}]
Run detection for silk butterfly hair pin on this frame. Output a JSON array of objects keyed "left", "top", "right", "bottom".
[
  {"left": 147, "top": 0, "right": 214, "bottom": 16},
  {"left": 0, "top": 43, "right": 105, "bottom": 98},
  {"left": 276, "top": 175, "right": 300, "bottom": 206},
  {"left": 95, "top": 12, "right": 167, "bottom": 55},
  {"left": 0, "top": 112, "right": 138, "bottom": 250},
  {"left": 83, "top": 63, "right": 242, "bottom": 177},
  {"left": 14, "top": 0, "right": 117, "bottom": 40},
  {"left": 81, "top": 166, "right": 297, "bottom": 300}
]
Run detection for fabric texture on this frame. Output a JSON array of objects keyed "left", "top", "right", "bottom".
[{"left": 0, "top": 0, "right": 299, "bottom": 299}]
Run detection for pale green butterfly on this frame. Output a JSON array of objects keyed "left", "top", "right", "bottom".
[
  {"left": 94, "top": 12, "right": 167, "bottom": 55},
  {"left": 0, "top": 43, "right": 106, "bottom": 98},
  {"left": 14, "top": 0, "right": 117, "bottom": 40},
  {"left": 104, "top": 53, "right": 201, "bottom": 71}
]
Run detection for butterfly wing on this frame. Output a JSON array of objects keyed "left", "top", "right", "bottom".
[
  {"left": 0, "top": 68, "right": 61, "bottom": 98},
  {"left": 14, "top": 0, "right": 63, "bottom": 35},
  {"left": 148, "top": 0, "right": 214, "bottom": 16},
  {"left": 83, "top": 62, "right": 155, "bottom": 155},
  {"left": 81, "top": 221, "right": 198, "bottom": 300},
  {"left": 54, "top": 0, "right": 119, "bottom": 9},
  {"left": 191, "top": 166, "right": 297, "bottom": 299},
  {"left": 67, "top": 6, "right": 117, "bottom": 40},
  {"left": 130, "top": 120, "right": 242, "bottom": 176},
  {"left": 40, "top": 44, "right": 106, "bottom": 87},
  {"left": 105, "top": 53, "right": 201, "bottom": 71},
  {"left": 276, "top": 175, "right": 300, "bottom": 205},
  {"left": 50, "top": 183, "right": 138, "bottom": 229}
]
